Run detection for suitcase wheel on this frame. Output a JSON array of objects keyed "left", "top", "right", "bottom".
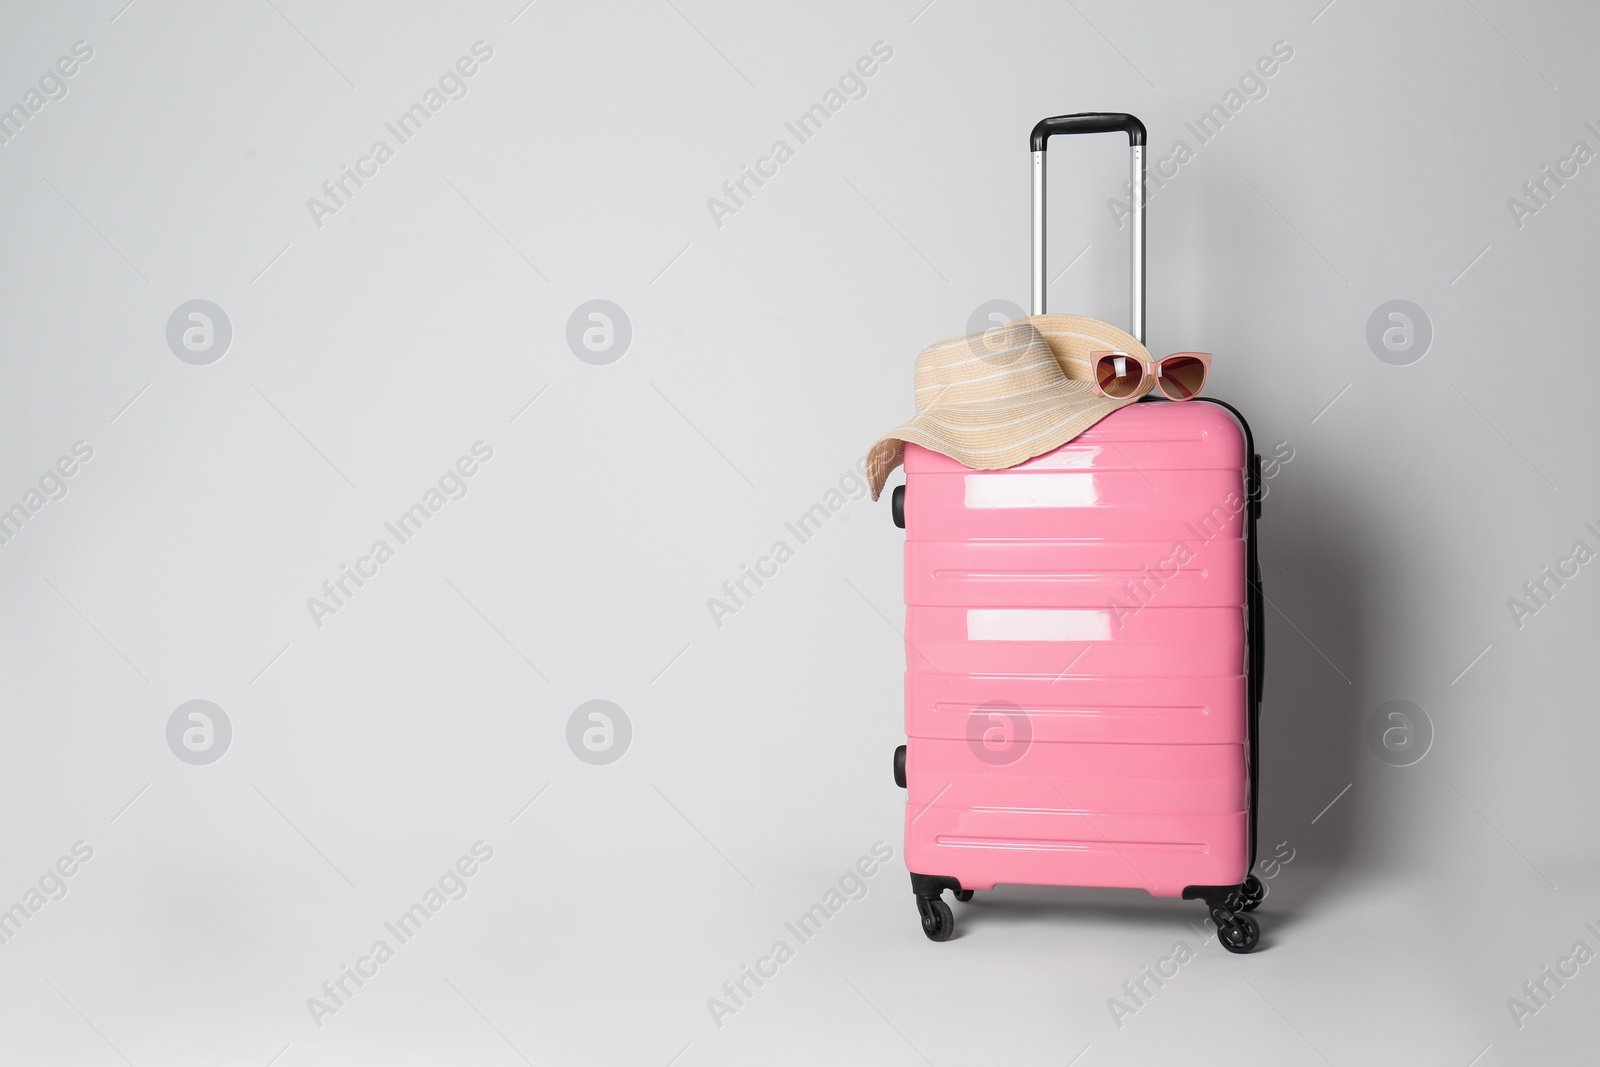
[
  {"left": 1214, "top": 911, "right": 1261, "bottom": 954},
  {"left": 1237, "top": 874, "right": 1265, "bottom": 913},
  {"left": 953, "top": 889, "right": 974, "bottom": 902},
  {"left": 917, "top": 896, "right": 954, "bottom": 941}
]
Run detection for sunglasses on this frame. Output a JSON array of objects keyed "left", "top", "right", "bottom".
[{"left": 1090, "top": 351, "right": 1211, "bottom": 401}]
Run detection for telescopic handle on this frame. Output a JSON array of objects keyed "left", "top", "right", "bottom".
[
  {"left": 1029, "top": 112, "right": 1146, "bottom": 342},
  {"left": 1030, "top": 113, "right": 1146, "bottom": 150}
]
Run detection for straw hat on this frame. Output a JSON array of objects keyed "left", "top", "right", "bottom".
[{"left": 866, "top": 314, "right": 1151, "bottom": 500}]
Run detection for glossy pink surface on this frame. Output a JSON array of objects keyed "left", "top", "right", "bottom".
[{"left": 901, "top": 402, "right": 1252, "bottom": 898}]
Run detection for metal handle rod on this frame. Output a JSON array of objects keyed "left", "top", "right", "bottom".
[
  {"left": 1130, "top": 144, "right": 1144, "bottom": 343},
  {"left": 1031, "top": 151, "right": 1047, "bottom": 317},
  {"left": 1029, "top": 114, "right": 1146, "bottom": 344}
]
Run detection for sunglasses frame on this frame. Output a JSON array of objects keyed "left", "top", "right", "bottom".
[{"left": 1090, "top": 350, "right": 1212, "bottom": 401}]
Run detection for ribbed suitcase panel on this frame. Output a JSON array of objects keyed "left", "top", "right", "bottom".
[
  {"left": 903, "top": 809, "right": 1250, "bottom": 895},
  {"left": 902, "top": 403, "right": 1251, "bottom": 898},
  {"left": 906, "top": 537, "right": 1245, "bottom": 609},
  {"left": 905, "top": 674, "right": 1247, "bottom": 745},
  {"left": 908, "top": 740, "right": 1247, "bottom": 812}
]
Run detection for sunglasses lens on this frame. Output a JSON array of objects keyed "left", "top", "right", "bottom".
[
  {"left": 1159, "top": 356, "right": 1206, "bottom": 400},
  {"left": 1096, "top": 355, "right": 1143, "bottom": 398}
]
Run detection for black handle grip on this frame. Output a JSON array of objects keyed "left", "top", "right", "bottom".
[{"left": 1030, "top": 112, "right": 1146, "bottom": 151}]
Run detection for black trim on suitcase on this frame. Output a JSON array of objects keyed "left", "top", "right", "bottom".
[{"left": 1192, "top": 396, "right": 1264, "bottom": 881}]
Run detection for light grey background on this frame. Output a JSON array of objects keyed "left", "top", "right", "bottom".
[{"left": 1, "top": 0, "right": 1597, "bottom": 1064}]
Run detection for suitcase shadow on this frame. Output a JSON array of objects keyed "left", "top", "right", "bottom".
[{"left": 1249, "top": 475, "right": 1365, "bottom": 925}]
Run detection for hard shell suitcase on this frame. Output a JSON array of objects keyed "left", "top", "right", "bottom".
[{"left": 890, "top": 114, "right": 1267, "bottom": 951}]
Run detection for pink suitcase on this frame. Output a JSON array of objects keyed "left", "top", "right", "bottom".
[{"left": 888, "top": 114, "right": 1266, "bottom": 951}]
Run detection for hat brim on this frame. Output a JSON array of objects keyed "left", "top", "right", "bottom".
[{"left": 866, "top": 379, "right": 1136, "bottom": 499}]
